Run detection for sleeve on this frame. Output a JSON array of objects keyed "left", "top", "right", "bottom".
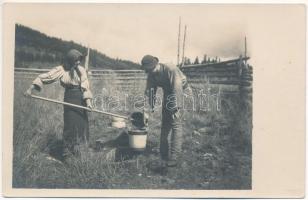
[
  {"left": 78, "top": 66, "right": 93, "bottom": 100},
  {"left": 167, "top": 68, "right": 184, "bottom": 111},
  {"left": 145, "top": 75, "right": 157, "bottom": 109},
  {"left": 32, "top": 66, "right": 64, "bottom": 91}
]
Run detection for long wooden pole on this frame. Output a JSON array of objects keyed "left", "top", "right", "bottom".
[
  {"left": 85, "top": 46, "right": 90, "bottom": 73},
  {"left": 30, "top": 94, "right": 129, "bottom": 119},
  {"left": 181, "top": 25, "right": 187, "bottom": 67},
  {"left": 244, "top": 36, "right": 247, "bottom": 64},
  {"left": 177, "top": 17, "right": 181, "bottom": 66}
]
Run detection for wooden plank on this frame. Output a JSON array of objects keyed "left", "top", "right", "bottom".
[
  {"left": 90, "top": 76, "right": 146, "bottom": 79},
  {"left": 15, "top": 68, "right": 49, "bottom": 72},
  {"left": 89, "top": 76, "right": 146, "bottom": 80},
  {"left": 190, "top": 83, "right": 239, "bottom": 92},
  {"left": 91, "top": 70, "right": 143, "bottom": 73},
  {"left": 210, "top": 80, "right": 240, "bottom": 85},
  {"left": 183, "top": 67, "right": 239, "bottom": 73},
  {"left": 182, "top": 56, "right": 250, "bottom": 68},
  {"left": 14, "top": 71, "right": 41, "bottom": 75},
  {"left": 188, "top": 77, "right": 240, "bottom": 84},
  {"left": 187, "top": 75, "right": 240, "bottom": 80}
]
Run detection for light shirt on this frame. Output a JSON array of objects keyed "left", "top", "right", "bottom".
[
  {"left": 32, "top": 65, "right": 92, "bottom": 99},
  {"left": 145, "top": 63, "right": 188, "bottom": 110}
]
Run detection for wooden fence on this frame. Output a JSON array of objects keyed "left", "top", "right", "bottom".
[
  {"left": 181, "top": 56, "right": 252, "bottom": 93},
  {"left": 14, "top": 56, "right": 253, "bottom": 93}
]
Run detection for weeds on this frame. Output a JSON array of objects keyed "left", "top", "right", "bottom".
[{"left": 13, "top": 75, "right": 252, "bottom": 189}]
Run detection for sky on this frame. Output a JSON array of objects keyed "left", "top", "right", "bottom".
[{"left": 12, "top": 4, "right": 250, "bottom": 64}]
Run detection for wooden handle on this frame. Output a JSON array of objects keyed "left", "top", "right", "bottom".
[{"left": 29, "top": 94, "right": 129, "bottom": 120}]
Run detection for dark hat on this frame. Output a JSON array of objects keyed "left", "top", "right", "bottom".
[
  {"left": 141, "top": 55, "right": 159, "bottom": 68},
  {"left": 66, "top": 49, "right": 84, "bottom": 64}
]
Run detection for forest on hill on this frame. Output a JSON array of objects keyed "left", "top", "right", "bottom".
[{"left": 14, "top": 24, "right": 141, "bottom": 70}]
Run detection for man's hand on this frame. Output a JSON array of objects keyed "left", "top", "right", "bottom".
[
  {"left": 143, "top": 112, "right": 149, "bottom": 126},
  {"left": 143, "top": 112, "right": 149, "bottom": 120},
  {"left": 86, "top": 99, "right": 93, "bottom": 111}
]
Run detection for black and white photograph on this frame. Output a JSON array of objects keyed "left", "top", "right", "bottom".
[{"left": 2, "top": 3, "right": 305, "bottom": 198}]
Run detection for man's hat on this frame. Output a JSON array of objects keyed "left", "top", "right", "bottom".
[{"left": 141, "top": 55, "right": 159, "bottom": 68}]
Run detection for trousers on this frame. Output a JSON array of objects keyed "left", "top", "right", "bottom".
[{"left": 160, "top": 106, "right": 183, "bottom": 162}]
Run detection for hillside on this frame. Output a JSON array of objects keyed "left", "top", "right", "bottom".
[{"left": 14, "top": 24, "right": 141, "bottom": 70}]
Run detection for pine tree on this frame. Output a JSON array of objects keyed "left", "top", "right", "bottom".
[
  {"left": 202, "top": 54, "right": 207, "bottom": 64},
  {"left": 194, "top": 56, "right": 199, "bottom": 64}
]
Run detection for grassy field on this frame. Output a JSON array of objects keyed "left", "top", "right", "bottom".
[{"left": 13, "top": 75, "right": 251, "bottom": 189}]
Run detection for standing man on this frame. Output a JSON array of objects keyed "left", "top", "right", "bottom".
[{"left": 141, "top": 55, "right": 190, "bottom": 168}]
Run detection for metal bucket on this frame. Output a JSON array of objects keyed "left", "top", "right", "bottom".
[{"left": 127, "top": 129, "right": 148, "bottom": 151}]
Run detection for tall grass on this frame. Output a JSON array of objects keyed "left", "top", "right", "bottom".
[{"left": 13, "top": 74, "right": 251, "bottom": 189}]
